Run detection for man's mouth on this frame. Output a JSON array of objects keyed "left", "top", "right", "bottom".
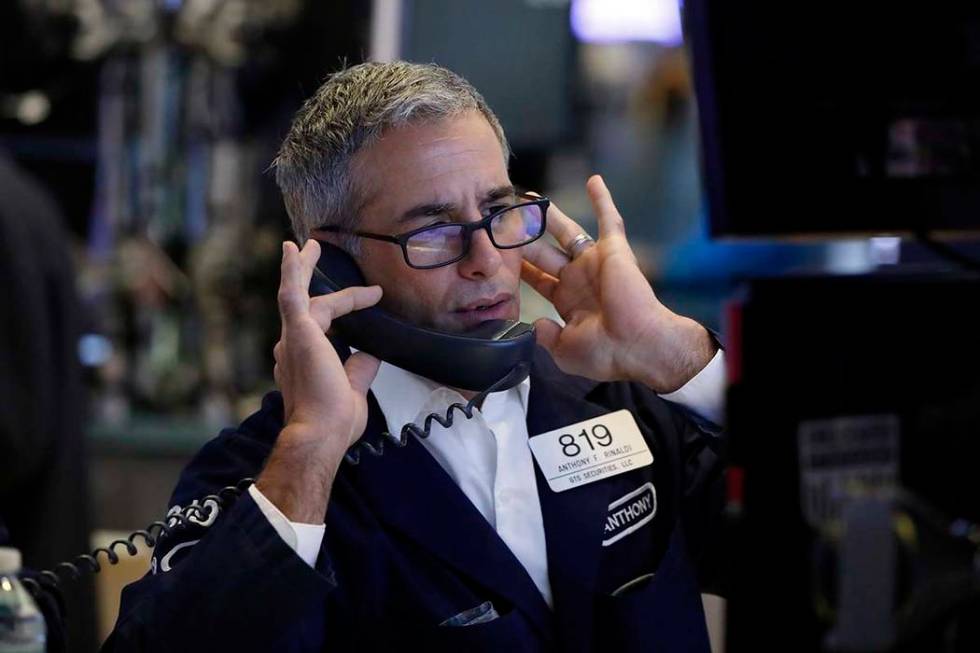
[{"left": 453, "top": 293, "right": 515, "bottom": 326}]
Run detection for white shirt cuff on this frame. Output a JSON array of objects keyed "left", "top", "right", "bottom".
[
  {"left": 248, "top": 484, "right": 325, "bottom": 568},
  {"left": 659, "top": 349, "right": 726, "bottom": 427}
]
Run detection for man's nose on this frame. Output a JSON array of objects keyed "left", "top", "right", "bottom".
[{"left": 457, "top": 227, "right": 502, "bottom": 279}]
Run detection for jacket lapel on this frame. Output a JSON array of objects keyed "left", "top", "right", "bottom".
[
  {"left": 344, "top": 388, "right": 555, "bottom": 641},
  {"left": 526, "top": 349, "right": 617, "bottom": 653}
]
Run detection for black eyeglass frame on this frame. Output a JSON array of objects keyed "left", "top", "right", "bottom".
[{"left": 316, "top": 195, "right": 550, "bottom": 270}]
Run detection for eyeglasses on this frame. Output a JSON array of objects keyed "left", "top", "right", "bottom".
[{"left": 317, "top": 195, "right": 549, "bottom": 270}]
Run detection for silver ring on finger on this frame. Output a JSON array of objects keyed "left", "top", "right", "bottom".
[{"left": 565, "top": 232, "right": 595, "bottom": 260}]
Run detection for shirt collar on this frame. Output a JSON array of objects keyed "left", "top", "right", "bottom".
[{"left": 367, "top": 355, "right": 531, "bottom": 434}]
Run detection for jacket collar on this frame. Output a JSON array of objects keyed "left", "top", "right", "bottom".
[{"left": 525, "top": 349, "right": 616, "bottom": 652}]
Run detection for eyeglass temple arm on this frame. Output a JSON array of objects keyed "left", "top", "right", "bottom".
[{"left": 316, "top": 225, "right": 401, "bottom": 244}]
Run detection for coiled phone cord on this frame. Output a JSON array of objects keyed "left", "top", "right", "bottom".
[
  {"left": 342, "top": 366, "right": 518, "bottom": 464},
  {"left": 19, "top": 477, "right": 256, "bottom": 599},
  {"left": 19, "top": 366, "right": 523, "bottom": 599}
]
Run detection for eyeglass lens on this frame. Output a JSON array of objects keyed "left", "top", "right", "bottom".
[{"left": 404, "top": 203, "right": 545, "bottom": 267}]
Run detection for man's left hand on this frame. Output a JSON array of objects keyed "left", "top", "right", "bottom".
[{"left": 521, "top": 175, "right": 717, "bottom": 394}]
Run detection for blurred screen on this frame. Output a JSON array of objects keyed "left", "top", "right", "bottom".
[
  {"left": 401, "top": 0, "right": 574, "bottom": 151},
  {"left": 686, "top": 1, "right": 980, "bottom": 236}
]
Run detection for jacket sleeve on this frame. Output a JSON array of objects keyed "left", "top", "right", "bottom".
[
  {"left": 102, "top": 392, "right": 338, "bottom": 652},
  {"left": 628, "top": 382, "right": 730, "bottom": 597},
  {"left": 673, "top": 404, "right": 730, "bottom": 597}
]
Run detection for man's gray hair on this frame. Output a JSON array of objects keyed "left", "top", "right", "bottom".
[{"left": 273, "top": 61, "right": 511, "bottom": 246}]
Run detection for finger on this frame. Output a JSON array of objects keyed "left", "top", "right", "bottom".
[
  {"left": 278, "top": 241, "right": 307, "bottom": 323},
  {"left": 308, "top": 285, "right": 383, "bottom": 331},
  {"left": 522, "top": 238, "right": 569, "bottom": 278},
  {"left": 345, "top": 350, "right": 382, "bottom": 395},
  {"left": 521, "top": 261, "right": 559, "bottom": 302},
  {"left": 587, "top": 175, "right": 626, "bottom": 240},
  {"left": 545, "top": 201, "right": 590, "bottom": 251},
  {"left": 297, "top": 239, "right": 322, "bottom": 289},
  {"left": 532, "top": 317, "right": 563, "bottom": 354}
]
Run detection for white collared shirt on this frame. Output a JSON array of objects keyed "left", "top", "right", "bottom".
[
  {"left": 250, "top": 349, "right": 727, "bottom": 602},
  {"left": 371, "top": 362, "right": 552, "bottom": 604}
]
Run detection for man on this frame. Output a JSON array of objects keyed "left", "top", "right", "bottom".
[{"left": 105, "top": 61, "right": 727, "bottom": 652}]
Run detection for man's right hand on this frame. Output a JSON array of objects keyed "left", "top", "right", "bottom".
[{"left": 256, "top": 239, "right": 383, "bottom": 523}]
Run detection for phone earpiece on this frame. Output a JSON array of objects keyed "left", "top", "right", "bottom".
[{"left": 310, "top": 240, "right": 367, "bottom": 292}]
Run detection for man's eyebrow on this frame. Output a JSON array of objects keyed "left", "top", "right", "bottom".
[
  {"left": 396, "top": 185, "right": 517, "bottom": 224},
  {"left": 480, "top": 184, "right": 517, "bottom": 204},
  {"left": 398, "top": 201, "right": 458, "bottom": 224}
]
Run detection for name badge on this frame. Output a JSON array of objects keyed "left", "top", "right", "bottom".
[{"left": 528, "top": 410, "right": 653, "bottom": 493}]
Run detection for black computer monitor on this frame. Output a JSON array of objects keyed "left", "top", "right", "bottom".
[
  {"left": 724, "top": 273, "right": 980, "bottom": 651},
  {"left": 685, "top": 1, "right": 980, "bottom": 238}
]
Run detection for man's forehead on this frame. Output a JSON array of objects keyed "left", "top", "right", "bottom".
[
  {"left": 351, "top": 114, "right": 511, "bottom": 225},
  {"left": 395, "top": 184, "right": 516, "bottom": 222},
  {"left": 359, "top": 182, "right": 515, "bottom": 230}
]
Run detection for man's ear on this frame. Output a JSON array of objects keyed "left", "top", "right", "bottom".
[
  {"left": 308, "top": 228, "right": 334, "bottom": 243},
  {"left": 310, "top": 229, "right": 357, "bottom": 256}
]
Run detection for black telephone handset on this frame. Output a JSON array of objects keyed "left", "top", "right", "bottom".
[
  {"left": 310, "top": 239, "right": 536, "bottom": 393},
  {"left": 20, "top": 240, "right": 539, "bottom": 601},
  {"left": 309, "top": 239, "right": 537, "bottom": 464}
]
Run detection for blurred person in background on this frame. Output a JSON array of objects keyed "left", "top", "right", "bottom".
[{"left": 0, "top": 151, "right": 96, "bottom": 652}]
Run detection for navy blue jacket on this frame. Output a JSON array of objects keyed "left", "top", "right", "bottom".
[{"left": 103, "top": 348, "right": 725, "bottom": 652}]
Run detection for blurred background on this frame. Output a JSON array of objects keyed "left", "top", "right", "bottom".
[{"left": 0, "top": 0, "right": 942, "bottom": 650}]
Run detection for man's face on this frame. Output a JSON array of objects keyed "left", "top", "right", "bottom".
[{"left": 341, "top": 111, "right": 522, "bottom": 333}]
